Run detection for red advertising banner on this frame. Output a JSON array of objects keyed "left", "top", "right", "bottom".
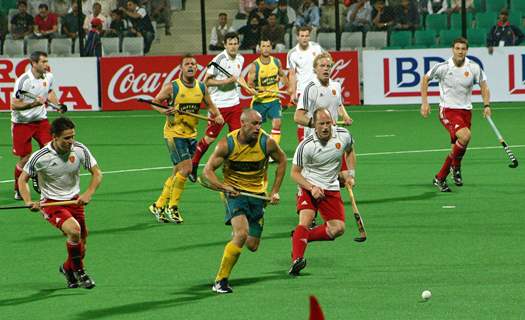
[{"left": 99, "top": 51, "right": 360, "bottom": 111}]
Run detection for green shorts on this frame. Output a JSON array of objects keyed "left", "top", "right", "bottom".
[
  {"left": 252, "top": 100, "right": 282, "bottom": 123},
  {"left": 165, "top": 137, "right": 197, "bottom": 165},
  {"left": 224, "top": 194, "right": 266, "bottom": 238}
]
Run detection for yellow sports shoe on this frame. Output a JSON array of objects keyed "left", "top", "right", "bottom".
[
  {"left": 163, "top": 206, "right": 184, "bottom": 224},
  {"left": 148, "top": 203, "right": 168, "bottom": 223}
]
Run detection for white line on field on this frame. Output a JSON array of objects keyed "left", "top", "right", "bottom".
[
  {"left": 1, "top": 144, "right": 523, "bottom": 184},
  {"left": 442, "top": 206, "right": 456, "bottom": 209},
  {"left": 375, "top": 134, "right": 396, "bottom": 138}
]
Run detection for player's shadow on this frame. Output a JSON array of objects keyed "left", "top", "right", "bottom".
[
  {"left": 0, "top": 287, "right": 82, "bottom": 307},
  {"left": 17, "top": 223, "right": 157, "bottom": 242},
  {"left": 74, "top": 271, "right": 289, "bottom": 320},
  {"left": 347, "top": 191, "right": 437, "bottom": 205}
]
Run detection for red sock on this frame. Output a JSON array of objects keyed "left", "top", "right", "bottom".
[
  {"left": 308, "top": 223, "right": 332, "bottom": 242},
  {"left": 67, "top": 241, "right": 84, "bottom": 271},
  {"left": 192, "top": 138, "right": 210, "bottom": 167},
  {"left": 450, "top": 141, "right": 467, "bottom": 168},
  {"left": 292, "top": 225, "right": 309, "bottom": 261},
  {"left": 14, "top": 165, "right": 22, "bottom": 191},
  {"left": 436, "top": 155, "right": 452, "bottom": 181}
]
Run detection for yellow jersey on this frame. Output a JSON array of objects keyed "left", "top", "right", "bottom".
[
  {"left": 251, "top": 56, "right": 281, "bottom": 105},
  {"left": 223, "top": 129, "right": 269, "bottom": 194},
  {"left": 164, "top": 78, "right": 206, "bottom": 139}
]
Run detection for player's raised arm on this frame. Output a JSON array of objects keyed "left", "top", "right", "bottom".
[
  {"left": 204, "top": 67, "right": 236, "bottom": 87},
  {"left": 151, "top": 83, "right": 173, "bottom": 114}
]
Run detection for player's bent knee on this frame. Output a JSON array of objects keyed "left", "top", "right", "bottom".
[
  {"left": 328, "top": 224, "right": 346, "bottom": 238},
  {"left": 233, "top": 230, "right": 249, "bottom": 244}
]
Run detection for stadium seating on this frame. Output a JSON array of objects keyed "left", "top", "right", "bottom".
[
  {"left": 122, "top": 37, "right": 144, "bottom": 55},
  {"left": 27, "top": 39, "right": 48, "bottom": 54},
  {"left": 102, "top": 37, "right": 120, "bottom": 56},
  {"left": 413, "top": 30, "right": 436, "bottom": 48},
  {"left": 388, "top": 31, "right": 412, "bottom": 48},
  {"left": 50, "top": 38, "right": 72, "bottom": 56},
  {"left": 450, "top": 12, "right": 474, "bottom": 30},
  {"left": 486, "top": 0, "right": 507, "bottom": 13},
  {"left": 3, "top": 39, "right": 24, "bottom": 57},
  {"left": 438, "top": 29, "right": 461, "bottom": 47},
  {"left": 467, "top": 28, "right": 487, "bottom": 47},
  {"left": 340, "top": 32, "right": 363, "bottom": 49},
  {"left": 425, "top": 14, "right": 448, "bottom": 35},
  {"left": 365, "top": 31, "right": 387, "bottom": 49},
  {"left": 475, "top": 12, "right": 497, "bottom": 29},
  {"left": 317, "top": 32, "right": 336, "bottom": 50}
]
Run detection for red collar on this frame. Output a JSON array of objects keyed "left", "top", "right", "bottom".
[{"left": 497, "top": 21, "right": 510, "bottom": 27}]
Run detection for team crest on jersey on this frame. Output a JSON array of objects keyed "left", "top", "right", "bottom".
[
  {"left": 464, "top": 71, "right": 469, "bottom": 77},
  {"left": 335, "top": 143, "right": 341, "bottom": 150},
  {"left": 69, "top": 155, "right": 75, "bottom": 163},
  {"left": 332, "top": 89, "right": 336, "bottom": 96}
]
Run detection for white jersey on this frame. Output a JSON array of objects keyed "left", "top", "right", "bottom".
[
  {"left": 207, "top": 50, "right": 244, "bottom": 108},
  {"left": 23, "top": 142, "right": 98, "bottom": 201},
  {"left": 293, "top": 126, "right": 353, "bottom": 191},
  {"left": 426, "top": 57, "right": 486, "bottom": 110},
  {"left": 286, "top": 41, "right": 324, "bottom": 95},
  {"left": 11, "top": 70, "right": 54, "bottom": 123},
  {"left": 297, "top": 78, "right": 343, "bottom": 137}
]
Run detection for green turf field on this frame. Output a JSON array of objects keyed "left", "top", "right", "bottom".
[{"left": 1, "top": 103, "right": 524, "bottom": 320}]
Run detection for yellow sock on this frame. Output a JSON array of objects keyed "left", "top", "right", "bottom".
[
  {"left": 215, "top": 241, "right": 242, "bottom": 281},
  {"left": 155, "top": 176, "right": 174, "bottom": 208},
  {"left": 168, "top": 172, "right": 187, "bottom": 207},
  {"left": 271, "top": 129, "right": 281, "bottom": 145}
]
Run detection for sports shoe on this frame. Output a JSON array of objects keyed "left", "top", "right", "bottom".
[
  {"left": 433, "top": 176, "right": 451, "bottom": 192},
  {"left": 59, "top": 265, "right": 79, "bottom": 288},
  {"left": 75, "top": 269, "right": 95, "bottom": 289},
  {"left": 188, "top": 164, "right": 198, "bottom": 183},
  {"left": 163, "top": 206, "right": 184, "bottom": 224},
  {"left": 14, "top": 190, "right": 22, "bottom": 201},
  {"left": 148, "top": 203, "right": 167, "bottom": 223},
  {"left": 288, "top": 257, "right": 307, "bottom": 276},
  {"left": 212, "top": 278, "right": 233, "bottom": 294},
  {"left": 451, "top": 167, "right": 463, "bottom": 186}
]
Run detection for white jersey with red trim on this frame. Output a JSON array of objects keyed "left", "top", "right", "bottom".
[
  {"left": 206, "top": 50, "right": 245, "bottom": 108},
  {"left": 11, "top": 70, "right": 54, "bottom": 123},
  {"left": 286, "top": 41, "right": 324, "bottom": 95}
]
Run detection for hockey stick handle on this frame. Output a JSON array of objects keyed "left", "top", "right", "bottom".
[
  {"left": 486, "top": 116, "right": 504, "bottom": 142},
  {"left": 0, "top": 200, "right": 80, "bottom": 210},
  {"left": 197, "top": 177, "right": 271, "bottom": 201},
  {"left": 137, "top": 98, "right": 210, "bottom": 121},
  {"left": 347, "top": 185, "right": 367, "bottom": 241},
  {"left": 208, "top": 61, "right": 254, "bottom": 93},
  {"left": 16, "top": 90, "right": 67, "bottom": 112}
]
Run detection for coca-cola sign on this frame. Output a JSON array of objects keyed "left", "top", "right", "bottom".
[{"left": 100, "top": 52, "right": 360, "bottom": 111}]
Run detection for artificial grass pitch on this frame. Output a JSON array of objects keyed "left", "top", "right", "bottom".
[{"left": 0, "top": 103, "right": 523, "bottom": 319}]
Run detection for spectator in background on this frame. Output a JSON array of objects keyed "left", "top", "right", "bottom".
[
  {"left": 33, "top": 3, "right": 58, "bottom": 39},
  {"left": 209, "top": 12, "right": 234, "bottom": 51},
  {"left": 371, "top": 0, "right": 395, "bottom": 31},
  {"left": 83, "top": 2, "right": 109, "bottom": 34},
  {"left": 344, "top": 0, "right": 372, "bottom": 32},
  {"left": 449, "top": 0, "right": 474, "bottom": 13},
  {"left": 265, "top": 0, "right": 279, "bottom": 11},
  {"left": 84, "top": 17, "right": 102, "bottom": 56},
  {"left": 394, "top": 0, "right": 419, "bottom": 30},
  {"left": 427, "top": 0, "right": 447, "bottom": 15},
  {"left": 121, "top": 0, "right": 155, "bottom": 54},
  {"left": 273, "top": 0, "right": 296, "bottom": 29},
  {"left": 106, "top": 9, "right": 130, "bottom": 38},
  {"left": 261, "top": 13, "right": 286, "bottom": 51},
  {"left": 237, "top": 0, "right": 257, "bottom": 19},
  {"left": 150, "top": 0, "right": 172, "bottom": 36},
  {"left": 487, "top": 8, "right": 525, "bottom": 55},
  {"left": 51, "top": 0, "right": 70, "bottom": 16},
  {"left": 295, "top": 0, "right": 320, "bottom": 29},
  {"left": 249, "top": 0, "right": 271, "bottom": 26},
  {"left": 10, "top": 1, "right": 34, "bottom": 40},
  {"left": 62, "top": 1, "right": 85, "bottom": 40},
  {"left": 239, "top": 15, "right": 261, "bottom": 50},
  {"left": 28, "top": 0, "right": 50, "bottom": 16}
]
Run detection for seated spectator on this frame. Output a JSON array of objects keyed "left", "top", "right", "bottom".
[
  {"left": 51, "top": 0, "right": 70, "bottom": 16},
  {"left": 295, "top": 0, "right": 320, "bottom": 29},
  {"left": 10, "top": 1, "right": 34, "bottom": 40},
  {"left": 371, "top": 0, "right": 395, "bottom": 30},
  {"left": 449, "top": 0, "right": 474, "bottom": 13},
  {"left": 487, "top": 8, "right": 525, "bottom": 55},
  {"left": 427, "top": 0, "right": 447, "bottom": 15},
  {"left": 394, "top": 0, "right": 419, "bottom": 30},
  {"left": 61, "top": 1, "right": 85, "bottom": 39},
  {"left": 121, "top": 0, "right": 155, "bottom": 54},
  {"left": 83, "top": 2, "right": 109, "bottom": 34},
  {"left": 33, "top": 3, "right": 58, "bottom": 39},
  {"left": 261, "top": 13, "right": 286, "bottom": 51},
  {"left": 344, "top": 0, "right": 372, "bottom": 32},
  {"left": 249, "top": 0, "right": 271, "bottom": 26},
  {"left": 237, "top": 0, "right": 257, "bottom": 19},
  {"left": 238, "top": 15, "right": 261, "bottom": 50},
  {"left": 150, "top": 0, "right": 172, "bottom": 35},
  {"left": 106, "top": 9, "right": 131, "bottom": 38},
  {"left": 84, "top": 17, "right": 102, "bottom": 56},
  {"left": 273, "top": 0, "right": 296, "bottom": 29},
  {"left": 209, "top": 12, "right": 234, "bottom": 51}
]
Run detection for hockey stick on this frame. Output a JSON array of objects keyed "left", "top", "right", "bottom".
[
  {"left": 347, "top": 186, "right": 367, "bottom": 242},
  {"left": 16, "top": 90, "right": 67, "bottom": 112},
  {"left": 207, "top": 61, "right": 255, "bottom": 93},
  {"left": 257, "top": 89, "right": 290, "bottom": 95},
  {"left": 0, "top": 200, "right": 80, "bottom": 210},
  {"left": 137, "top": 98, "right": 210, "bottom": 121},
  {"left": 486, "top": 116, "right": 518, "bottom": 168},
  {"left": 197, "top": 177, "right": 271, "bottom": 201}
]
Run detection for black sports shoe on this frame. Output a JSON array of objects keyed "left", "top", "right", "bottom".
[
  {"left": 75, "top": 269, "right": 96, "bottom": 289},
  {"left": 288, "top": 257, "right": 307, "bottom": 276},
  {"left": 212, "top": 278, "right": 233, "bottom": 294},
  {"left": 59, "top": 265, "right": 79, "bottom": 288},
  {"left": 433, "top": 176, "right": 451, "bottom": 192},
  {"left": 188, "top": 164, "right": 198, "bottom": 183},
  {"left": 451, "top": 167, "right": 463, "bottom": 186}
]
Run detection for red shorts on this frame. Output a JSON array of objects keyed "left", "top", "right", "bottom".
[
  {"left": 41, "top": 198, "right": 88, "bottom": 239},
  {"left": 12, "top": 119, "right": 52, "bottom": 157},
  {"left": 205, "top": 105, "right": 244, "bottom": 138},
  {"left": 296, "top": 187, "right": 345, "bottom": 222},
  {"left": 439, "top": 108, "right": 472, "bottom": 144}
]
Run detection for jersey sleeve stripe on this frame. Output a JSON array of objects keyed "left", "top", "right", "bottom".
[
  {"left": 303, "top": 82, "right": 315, "bottom": 111},
  {"left": 296, "top": 136, "right": 314, "bottom": 167},
  {"left": 428, "top": 61, "right": 447, "bottom": 79},
  {"left": 17, "top": 74, "right": 29, "bottom": 92},
  {"left": 74, "top": 142, "right": 92, "bottom": 169},
  {"left": 27, "top": 149, "right": 50, "bottom": 176}
]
